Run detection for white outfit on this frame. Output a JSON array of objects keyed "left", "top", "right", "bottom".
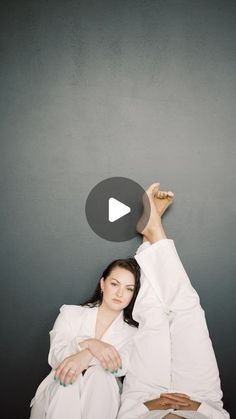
[
  {"left": 118, "top": 239, "right": 230, "bottom": 419},
  {"left": 29, "top": 304, "right": 137, "bottom": 419}
]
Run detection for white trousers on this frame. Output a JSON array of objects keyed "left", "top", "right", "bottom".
[
  {"left": 118, "top": 240, "right": 229, "bottom": 419},
  {"left": 30, "top": 365, "right": 120, "bottom": 419}
]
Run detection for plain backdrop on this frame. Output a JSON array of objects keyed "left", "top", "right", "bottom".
[{"left": 0, "top": 0, "right": 235, "bottom": 417}]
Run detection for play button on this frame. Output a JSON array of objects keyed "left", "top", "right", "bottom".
[
  {"left": 109, "top": 198, "right": 131, "bottom": 222},
  {"left": 85, "top": 177, "right": 150, "bottom": 242}
]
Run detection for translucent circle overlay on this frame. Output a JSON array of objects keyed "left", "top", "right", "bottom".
[{"left": 85, "top": 177, "right": 150, "bottom": 242}]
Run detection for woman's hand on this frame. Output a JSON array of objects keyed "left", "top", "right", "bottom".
[
  {"left": 160, "top": 393, "right": 201, "bottom": 411},
  {"left": 144, "top": 392, "right": 199, "bottom": 411},
  {"left": 54, "top": 349, "right": 92, "bottom": 386},
  {"left": 81, "top": 338, "right": 122, "bottom": 371}
]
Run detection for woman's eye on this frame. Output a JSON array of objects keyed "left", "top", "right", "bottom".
[
  {"left": 111, "top": 282, "right": 118, "bottom": 286},
  {"left": 128, "top": 288, "right": 134, "bottom": 292}
]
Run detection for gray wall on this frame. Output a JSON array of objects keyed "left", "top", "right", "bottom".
[{"left": 1, "top": 0, "right": 235, "bottom": 417}]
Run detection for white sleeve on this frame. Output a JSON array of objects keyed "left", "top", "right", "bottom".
[
  {"left": 117, "top": 397, "right": 150, "bottom": 419},
  {"left": 118, "top": 397, "right": 173, "bottom": 419},
  {"left": 48, "top": 304, "right": 88, "bottom": 369},
  {"left": 196, "top": 400, "right": 230, "bottom": 419},
  {"left": 118, "top": 400, "right": 230, "bottom": 419}
]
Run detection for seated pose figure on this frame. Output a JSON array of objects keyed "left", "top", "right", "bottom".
[
  {"left": 118, "top": 183, "right": 229, "bottom": 419},
  {"left": 29, "top": 256, "right": 141, "bottom": 419}
]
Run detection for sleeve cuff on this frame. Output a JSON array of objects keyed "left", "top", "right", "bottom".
[
  {"left": 71, "top": 336, "right": 91, "bottom": 352},
  {"left": 135, "top": 241, "right": 151, "bottom": 255},
  {"left": 138, "top": 403, "right": 172, "bottom": 418},
  {"left": 197, "top": 401, "right": 212, "bottom": 416},
  {"left": 197, "top": 401, "right": 230, "bottom": 419},
  {"left": 138, "top": 403, "right": 150, "bottom": 414}
]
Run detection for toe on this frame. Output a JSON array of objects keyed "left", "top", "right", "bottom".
[
  {"left": 151, "top": 183, "right": 161, "bottom": 197},
  {"left": 155, "top": 190, "right": 164, "bottom": 198},
  {"left": 152, "top": 183, "right": 160, "bottom": 193}
]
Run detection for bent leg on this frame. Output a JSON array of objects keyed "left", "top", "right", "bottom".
[
  {"left": 80, "top": 365, "right": 120, "bottom": 419},
  {"left": 29, "top": 391, "right": 46, "bottom": 419},
  {"left": 44, "top": 377, "right": 82, "bottom": 419},
  {"left": 44, "top": 366, "right": 120, "bottom": 419}
]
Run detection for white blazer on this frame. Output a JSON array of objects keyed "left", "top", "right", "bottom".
[{"left": 30, "top": 304, "right": 138, "bottom": 407}]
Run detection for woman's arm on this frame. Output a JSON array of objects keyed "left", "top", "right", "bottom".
[
  {"left": 48, "top": 305, "right": 89, "bottom": 369},
  {"left": 54, "top": 336, "right": 132, "bottom": 385},
  {"left": 79, "top": 338, "right": 122, "bottom": 371}
]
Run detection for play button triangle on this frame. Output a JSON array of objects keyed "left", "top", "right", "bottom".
[
  {"left": 85, "top": 177, "right": 150, "bottom": 241},
  {"left": 108, "top": 197, "right": 131, "bottom": 222}
]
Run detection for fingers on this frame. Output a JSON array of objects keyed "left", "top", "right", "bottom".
[
  {"left": 99, "top": 353, "right": 116, "bottom": 371},
  {"left": 160, "top": 393, "right": 191, "bottom": 410},
  {"left": 160, "top": 392, "right": 190, "bottom": 399},
  {"left": 160, "top": 393, "right": 191, "bottom": 407},
  {"left": 160, "top": 397, "right": 190, "bottom": 410},
  {"left": 99, "top": 355, "right": 109, "bottom": 370},
  {"left": 98, "top": 347, "right": 121, "bottom": 371},
  {"left": 89, "top": 341, "right": 122, "bottom": 373},
  {"left": 101, "top": 354, "right": 114, "bottom": 370},
  {"left": 63, "top": 368, "right": 78, "bottom": 385},
  {"left": 54, "top": 360, "right": 66, "bottom": 381},
  {"left": 105, "top": 351, "right": 119, "bottom": 371},
  {"left": 54, "top": 367, "right": 74, "bottom": 386},
  {"left": 110, "top": 346, "right": 122, "bottom": 369},
  {"left": 170, "top": 403, "right": 188, "bottom": 410},
  {"left": 54, "top": 361, "right": 78, "bottom": 386}
]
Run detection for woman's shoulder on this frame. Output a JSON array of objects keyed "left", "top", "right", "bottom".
[{"left": 58, "top": 304, "right": 89, "bottom": 316}]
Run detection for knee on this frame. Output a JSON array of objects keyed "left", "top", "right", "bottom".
[
  {"left": 85, "top": 365, "right": 116, "bottom": 386},
  {"left": 84, "top": 365, "right": 120, "bottom": 403},
  {"left": 86, "top": 365, "right": 107, "bottom": 378}
]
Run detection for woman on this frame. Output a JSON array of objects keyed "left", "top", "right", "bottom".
[
  {"left": 118, "top": 182, "right": 229, "bottom": 419},
  {"left": 29, "top": 257, "right": 141, "bottom": 419}
]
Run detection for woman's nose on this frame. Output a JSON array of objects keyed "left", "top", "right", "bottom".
[{"left": 116, "top": 287, "right": 123, "bottom": 297}]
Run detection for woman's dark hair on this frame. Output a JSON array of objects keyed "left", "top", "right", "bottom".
[{"left": 80, "top": 258, "right": 141, "bottom": 328}]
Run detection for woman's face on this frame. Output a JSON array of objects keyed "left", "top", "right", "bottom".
[{"left": 100, "top": 267, "right": 135, "bottom": 312}]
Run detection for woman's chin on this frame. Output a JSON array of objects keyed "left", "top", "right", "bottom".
[{"left": 109, "top": 300, "right": 125, "bottom": 311}]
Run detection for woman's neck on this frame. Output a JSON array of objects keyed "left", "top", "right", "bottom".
[{"left": 98, "top": 303, "right": 122, "bottom": 322}]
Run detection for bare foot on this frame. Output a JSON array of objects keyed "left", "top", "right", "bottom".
[
  {"left": 153, "top": 184, "right": 174, "bottom": 217},
  {"left": 136, "top": 183, "right": 162, "bottom": 237}
]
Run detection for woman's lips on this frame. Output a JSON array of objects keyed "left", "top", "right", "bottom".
[{"left": 112, "top": 298, "right": 122, "bottom": 303}]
